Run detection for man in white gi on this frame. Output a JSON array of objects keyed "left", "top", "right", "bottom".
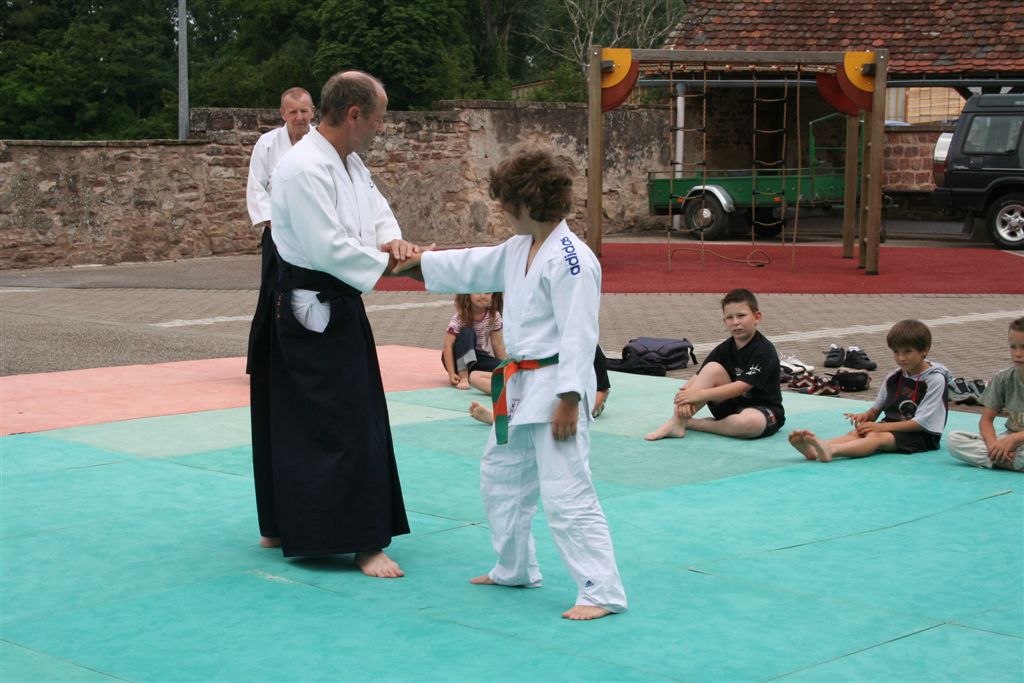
[
  {"left": 245, "top": 86, "right": 315, "bottom": 372},
  {"left": 396, "top": 148, "right": 627, "bottom": 619},
  {"left": 246, "top": 88, "right": 315, "bottom": 553},
  {"left": 253, "top": 71, "right": 416, "bottom": 578}
]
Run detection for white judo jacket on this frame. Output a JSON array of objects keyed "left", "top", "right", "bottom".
[
  {"left": 246, "top": 126, "right": 308, "bottom": 226},
  {"left": 270, "top": 128, "right": 402, "bottom": 293},
  {"left": 421, "top": 222, "right": 601, "bottom": 426}
]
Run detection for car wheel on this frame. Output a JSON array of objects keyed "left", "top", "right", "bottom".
[
  {"left": 684, "top": 194, "right": 728, "bottom": 240},
  {"left": 987, "top": 194, "right": 1024, "bottom": 250}
]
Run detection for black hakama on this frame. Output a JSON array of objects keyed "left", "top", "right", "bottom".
[{"left": 252, "top": 259, "right": 410, "bottom": 557}]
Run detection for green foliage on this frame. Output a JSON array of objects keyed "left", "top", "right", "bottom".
[
  {"left": 528, "top": 62, "right": 587, "bottom": 103},
  {"left": 0, "top": 0, "right": 178, "bottom": 139},
  {"left": 0, "top": 0, "right": 662, "bottom": 138},
  {"left": 315, "top": 0, "right": 480, "bottom": 110}
]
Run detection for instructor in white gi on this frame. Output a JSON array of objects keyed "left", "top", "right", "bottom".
[{"left": 253, "top": 71, "right": 415, "bottom": 578}]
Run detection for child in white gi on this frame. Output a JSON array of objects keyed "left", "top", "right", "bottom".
[{"left": 397, "top": 148, "right": 627, "bottom": 620}]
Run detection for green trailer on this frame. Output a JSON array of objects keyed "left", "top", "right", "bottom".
[{"left": 647, "top": 113, "right": 857, "bottom": 239}]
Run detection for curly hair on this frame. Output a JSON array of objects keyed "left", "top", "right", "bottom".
[
  {"left": 454, "top": 292, "right": 504, "bottom": 328},
  {"left": 488, "top": 148, "right": 573, "bottom": 222},
  {"left": 886, "top": 319, "right": 932, "bottom": 351}
]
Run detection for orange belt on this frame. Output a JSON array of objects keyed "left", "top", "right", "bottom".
[{"left": 490, "top": 354, "right": 559, "bottom": 444}]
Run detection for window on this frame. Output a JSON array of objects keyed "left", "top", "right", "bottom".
[{"left": 962, "top": 115, "right": 1024, "bottom": 154}]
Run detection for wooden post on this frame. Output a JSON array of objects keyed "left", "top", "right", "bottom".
[
  {"left": 841, "top": 114, "right": 859, "bottom": 258},
  {"left": 864, "top": 50, "right": 888, "bottom": 275},
  {"left": 586, "top": 45, "right": 603, "bottom": 256},
  {"left": 857, "top": 116, "right": 871, "bottom": 268}
]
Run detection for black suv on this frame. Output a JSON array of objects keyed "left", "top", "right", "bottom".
[{"left": 933, "top": 94, "right": 1024, "bottom": 249}]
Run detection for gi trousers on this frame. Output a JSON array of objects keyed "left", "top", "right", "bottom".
[{"left": 481, "top": 414, "right": 627, "bottom": 612}]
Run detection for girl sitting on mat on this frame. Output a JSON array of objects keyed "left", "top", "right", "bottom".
[{"left": 442, "top": 292, "right": 506, "bottom": 393}]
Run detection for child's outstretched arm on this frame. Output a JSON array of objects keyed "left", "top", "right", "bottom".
[
  {"left": 675, "top": 380, "right": 750, "bottom": 407},
  {"left": 843, "top": 407, "right": 880, "bottom": 426},
  {"left": 854, "top": 417, "right": 921, "bottom": 436}
]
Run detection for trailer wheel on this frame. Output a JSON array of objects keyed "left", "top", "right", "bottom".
[
  {"left": 684, "top": 195, "right": 728, "bottom": 240},
  {"left": 987, "top": 194, "right": 1024, "bottom": 250}
]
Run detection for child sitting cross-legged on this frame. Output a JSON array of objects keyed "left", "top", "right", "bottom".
[
  {"left": 788, "top": 319, "right": 952, "bottom": 462},
  {"left": 946, "top": 317, "right": 1024, "bottom": 472}
]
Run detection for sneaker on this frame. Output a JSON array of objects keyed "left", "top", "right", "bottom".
[
  {"left": 823, "top": 343, "right": 845, "bottom": 368},
  {"left": 845, "top": 346, "right": 877, "bottom": 371},
  {"left": 947, "top": 377, "right": 976, "bottom": 404},
  {"left": 970, "top": 379, "right": 988, "bottom": 397},
  {"left": 780, "top": 354, "right": 815, "bottom": 374},
  {"left": 790, "top": 373, "right": 818, "bottom": 390},
  {"left": 799, "top": 376, "right": 840, "bottom": 396}
]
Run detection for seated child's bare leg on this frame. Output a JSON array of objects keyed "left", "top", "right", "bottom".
[
  {"left": 562, "top": 605, "right": 613, "bottom": 620},
  {"left": 645, "top": 411, "right": 689, "bottom": 440},
  {"left": 788, "top": 430, "right": 819, "bottom": 460},
  {"left": 804, "top": 431, "right": 895, "bottom": 462},
  {"left": 469, "top": 400, "right": 494, "bottom": 425},
  {"left": 259, "top": 535, "right": 281, "bottom": 548},
  {"left": 354, "top": 550, "right": 404, "bottom": 578},
  {"left": 687, "top": 408, "right": 766, "bottom": 439},
  {"left": 469, "top": 370, "right": 491, "bottom": 394},
  {"left": 646, "top": 363, "right": 729, "bottom": 441}
]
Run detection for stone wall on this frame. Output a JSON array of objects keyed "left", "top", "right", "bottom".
[{"left": 0, "top": 100, "right": 948, "bottom": 269}]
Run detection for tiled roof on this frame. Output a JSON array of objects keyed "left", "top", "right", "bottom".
[{"left": 669, "top": 0, "right": 1024, "bottom": 76}]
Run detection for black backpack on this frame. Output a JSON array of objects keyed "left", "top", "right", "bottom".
[
  {"left": 834, "top": 370, "right": 871, "bottom": 392},
  {"left": 621, "top": 337, "right": 699, "bottom": 371}
]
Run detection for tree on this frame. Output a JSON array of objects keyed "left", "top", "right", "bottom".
[
  {"left": 187, "top": 0, "right": 321, "bottom": 108},
  {"left": 0, "top": 0, "right": 178, "bottom": 139},
  {"left": 315, "top": 0, "right": 479, "bottom": 110},
  {"left": 530, "top": 0, "right": 686, "bottom": 74}
]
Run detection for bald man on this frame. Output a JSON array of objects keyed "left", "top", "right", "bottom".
[{"left": 253, "top": 72, "right": 417, "bottom": 578}]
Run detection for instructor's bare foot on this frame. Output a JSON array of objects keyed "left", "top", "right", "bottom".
[
  {"left": 804, "top": 432, "right": 834, "bottom": 462},
  {"left": 645, "top": 416, "right": 687, "bottom": 441},
  {"left": 354, "top": 550, "right": 404, "bottom": 578},
  {"left": 469, "top": 401, "right": 494, "bottom": 425},
  {"left": 469, "top": 573, "right": 497, "bottom": 585},
  {"left": 259, "top": 536, "right": 281, "bottom": 548},
  {"left": 788, "top": 430, "right": 818, "bottom": 461},
  {"left": 562, "top": 605, "right": 613, "bottom": 620}
]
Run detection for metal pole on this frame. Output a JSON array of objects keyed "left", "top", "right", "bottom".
[
  {"left": 177, "top": 0, "right": 189, "bottom": 140},
  {"left": 586, "top": 46, "right": 603, "bottom": 256},
  {"left": 673, "top": 83, "right": 685, "bottom": 231}
]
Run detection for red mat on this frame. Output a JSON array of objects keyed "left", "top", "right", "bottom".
[{"left": 377, "top": 243, "right": 1023, "bottom": 295}]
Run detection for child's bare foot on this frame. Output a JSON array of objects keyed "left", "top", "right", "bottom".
[
  {"left": 562, "top": 605, "right": 613, "bottom": 620},
  {"left": 469, "top": 573, "right": 496, "bottom": 585},
  {"left": 354, "top": 550, "right": 404, "bottom": 578},
  {"left": 259, "top": 536, "right": 281, "bottom": 548},
  {"left": 469, "top": 401, "right": 494, "bottom": 425},
  {"left": 456, "top": 379, "right": 471, "bottom": 390},
  {"left": 788, "top": 430, "right": 818, "bottom": 461},
  {"left": 645, "top": 416, "right": 687, "bottom": 441},
  {"left": 803, "top": 432, "right": 834, "bottom": 462}
]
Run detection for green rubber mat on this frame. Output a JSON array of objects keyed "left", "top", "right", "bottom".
[{"left": 2, "top": 375, "right": 1021, "bottom": 682}]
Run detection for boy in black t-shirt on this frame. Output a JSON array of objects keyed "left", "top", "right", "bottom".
[{"left": 646, "top": 289, "right": 785, "bottom": 441}]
